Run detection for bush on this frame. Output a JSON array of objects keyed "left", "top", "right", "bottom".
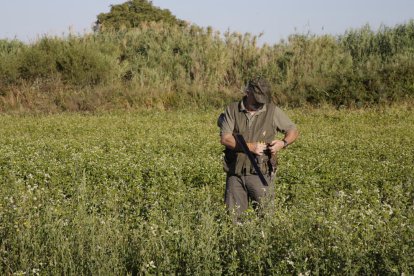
[
  {"left": 0, "top": 39, "right": 25, "bottom": 86},
  {"left": 0, "top": 20, "right": 413, "bottom": 112}
]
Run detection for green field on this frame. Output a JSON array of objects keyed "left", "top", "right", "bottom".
[{"left": 1, "top": 107, "right": 413, "bottom": 275}]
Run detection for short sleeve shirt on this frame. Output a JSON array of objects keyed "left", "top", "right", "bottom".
[{"left": 218, "top": 99, "right": 296, "bottom": 136}]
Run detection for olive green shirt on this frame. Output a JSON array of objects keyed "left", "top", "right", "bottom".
[{"left": 219, "top": 98, "right": 296, "bottom": 137}]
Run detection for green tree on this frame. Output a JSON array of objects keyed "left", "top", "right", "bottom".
[{"left": 94, "top": 0, "right": 186, "bottom": 32}]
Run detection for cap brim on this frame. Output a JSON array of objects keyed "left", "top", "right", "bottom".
[{"left": 253, "top": 93, "right": 268, "bottom": 104}]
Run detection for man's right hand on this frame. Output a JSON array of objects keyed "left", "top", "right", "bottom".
[{"left": 248, "top": 142, "right": 267, "bottom": 156}]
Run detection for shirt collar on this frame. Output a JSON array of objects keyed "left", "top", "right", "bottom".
[{"left": 239, "top": 96, "right": 267, "bottom": 114}]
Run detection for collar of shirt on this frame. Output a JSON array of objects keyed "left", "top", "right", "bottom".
[{"left": 239, "top": 97, "right": 267, "bottom": 115}]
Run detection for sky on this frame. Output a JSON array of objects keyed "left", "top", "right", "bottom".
[{"left": 1, "top": 0, "right": 413, "bottom": 45}]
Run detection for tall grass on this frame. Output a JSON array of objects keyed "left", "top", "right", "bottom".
[{"left": 0, "top": 20, "right": 413, "bottom": 112}]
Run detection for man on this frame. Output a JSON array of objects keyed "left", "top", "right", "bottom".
[{"left": 218, "top": 78, "right": 298, "bottom": 219}]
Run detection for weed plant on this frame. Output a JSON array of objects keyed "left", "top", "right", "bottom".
[{"left": 0, "top": 107, "right": 413, "bottom": 274}]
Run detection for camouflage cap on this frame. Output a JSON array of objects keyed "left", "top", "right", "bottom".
[{"left": 247, "top": 78, "right": 271, "bottom": 104}]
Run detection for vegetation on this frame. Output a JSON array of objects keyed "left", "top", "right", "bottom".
[
  {"left": 1, "top": 3, "right": 412, "bottom": 274},
  {"left": 94, "top": 0, "right": 186, "bottom": 32},
  {"left": 0, "top": 19, "right": 413, "bottom": 112},
  {"left": 0, "top": 107, "right": 413, "bottom": 274}
]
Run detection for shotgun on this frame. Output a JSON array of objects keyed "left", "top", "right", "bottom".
[{"left": 234, "top": 133, "right": 268, "bottom": 186}]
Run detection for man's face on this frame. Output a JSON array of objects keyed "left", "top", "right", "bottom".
[
  {"left": 245, "top": 86, "right": 264, "bottom": 110},
  {"left": 246, "top": 86, "right": 263, "bottom": 106}
]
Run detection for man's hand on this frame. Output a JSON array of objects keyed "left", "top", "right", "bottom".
[
  {"left": 248, "top": 142, "right": 267, "bottom": 156},
  {"left": 268, "top": 140, "right": 285, "bottom": 155},
  {"left": 268, "top": 129, "right": 299, "bottom": 155}
]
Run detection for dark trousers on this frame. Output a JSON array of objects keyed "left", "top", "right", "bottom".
[{"left": 225, "top": 174, "right": 274, "bottom": 218}]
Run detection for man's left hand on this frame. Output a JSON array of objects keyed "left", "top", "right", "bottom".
[{"left": 268, "top": 140, "right": 285, "bottom": 155}]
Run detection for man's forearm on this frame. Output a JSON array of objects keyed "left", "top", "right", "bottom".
[
  {"left": 283, "top": 128, "right": 299, "bottom": 145},
  {"left": 221, "top": 133, "right": 237, "bottom": 149}
]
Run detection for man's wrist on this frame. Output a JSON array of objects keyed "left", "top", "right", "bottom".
[{"left": 282, "top": 139, "right": 289, "bottom": 148}]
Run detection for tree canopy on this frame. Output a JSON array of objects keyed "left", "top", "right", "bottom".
[{"left": 95, "top": 0, "right": 186, "bottom": 31}]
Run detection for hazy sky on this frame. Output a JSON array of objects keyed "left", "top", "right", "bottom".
[{"left": 1, "top": 0, "right": 413, "bottom": 45}]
